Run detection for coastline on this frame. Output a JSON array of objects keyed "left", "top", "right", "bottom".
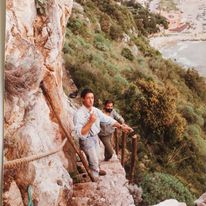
[
  {"left": 147, "top": 0, "right": 206, "bottom": 77},
  {"left": 149, "top": 33, "right": 206, "bottom": 49}
]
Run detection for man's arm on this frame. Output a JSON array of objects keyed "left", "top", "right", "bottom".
[
  {"left": 113, "top": 110, "right": 134, "bottom": 133},
  {"left": 81, "top": 111, "right": 96, "bottom": 136},
  {"left": 73, "top": 111, "right": 95, "bottom": 140},
  {"left": 97, "top": 108, "right": 133, "bottom": 133},
  {"left": 113, "top": 109, "right": 125, "bottom": 124},
  {"left": 97, "top": 109, "right": 126, "bottom": 130},
  {"left": 113, "top": 121, "right": 123, "bottom": 129}
]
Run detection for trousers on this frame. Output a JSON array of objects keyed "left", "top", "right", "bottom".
[
  {"left": 99, "top": 134, "right": 114, "bottom": 161},
  {"left": 79, "top": 135, "right": 100, "bottom": 177}
]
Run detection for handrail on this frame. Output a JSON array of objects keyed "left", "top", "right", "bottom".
[
  {"left": 114, "top": 129, "right": 139, "bottom": 183},
  {"left": 4, "top": 139, "right": 67, "bottom": 169}
]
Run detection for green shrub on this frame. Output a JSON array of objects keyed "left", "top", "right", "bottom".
[
  {"left": 93, "top": 0, "right": 135, "bottom": 31},
  {"left": 178, "top": 105, "right": 204, "bottom": 126},
  {"left": 187, "top": 124, "right": 201, "bottom": 138},
  {"left": 93, "top": 33, "right": 110, "bottom": 51},
  {"left": 185, "top": 124, "right": 206, "bottom": 156},
  {"left": 67, "top": 15, "right": 90, "bottom": 37},
  {"left": 135, "top": 80, "right": 186, "bottom": 141},
  {"left": 121, "top": 48, "right": 134, "bottom": 61},
  {"left": 133, "top": 36, "right": 160, "bottom": 57},
  {"left": 67, "top": 18, "right": 84, "bottom": 34},
  {"left": 183, "top": 68, "right": 206, "bottom": 101},
  {"left": 63, "top": 42, "right": 70, "bottom": 54},
  {"left": 125, "top": 1, "right": 168, "bottom": 36},
  {"left": 100, "top": 14, "right": 111, "bottom": 33},
  {"left": 109, "top": 24, "right": 124, "bottom": 41},
  {"left": 140, "top": 172, "right": 196, "bottom": 206}
]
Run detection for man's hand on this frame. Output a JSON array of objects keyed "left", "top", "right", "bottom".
[
  {"left": 122, "top": 124, "right": 134, "bottom": 133},
  {"left": 88, "top": 111, "right": 96, "bottom": 124},
  {"left": 81, "top": 111, "right": 96, "bottom": 136}
]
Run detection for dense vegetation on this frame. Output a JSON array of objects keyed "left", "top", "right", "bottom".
[
  {"left": 63, "top": 0, "right": 206, "bottom": 205},
  {"left": 140, "top": 172, "right": 196, "bottom": 206}
]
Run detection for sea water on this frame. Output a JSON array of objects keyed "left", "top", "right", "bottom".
[{"left": 159, "top": 41, "right": 206, "bottom": 77}]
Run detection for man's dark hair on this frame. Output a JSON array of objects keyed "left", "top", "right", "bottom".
[
  {"left": 104, "top": 100, "right": 114, "bottom": 106},
  {"left": 81, "top": 88, "right": 94, "bottom": 98}
]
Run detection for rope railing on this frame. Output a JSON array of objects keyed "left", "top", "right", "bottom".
[{"left": 4, "top": 138, "right": 67, "bottom": 169}]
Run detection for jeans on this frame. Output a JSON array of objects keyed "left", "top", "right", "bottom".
[{"left": 79, "top": 135, "right": 100, "bottom": 177}]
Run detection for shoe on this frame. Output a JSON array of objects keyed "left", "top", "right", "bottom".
[
  {"left": 93, "top": 176, "right": 99, "bottom": 182},
  {"left": 99, "top": 170, "right": 107, "bottom": 176},
  {"left": 104, "top": 155, "right": 113, "bottom": 161}
]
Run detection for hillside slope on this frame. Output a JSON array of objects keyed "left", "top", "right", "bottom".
[{"left": 63, "top": 0, "right": 206, "bottom": 205}]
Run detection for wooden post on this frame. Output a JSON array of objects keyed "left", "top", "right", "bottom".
[
  {"left": 121, "top": 132, "right": 127, "bottom": 167},
  {"left": 40, "top": 82, "right": 95, "bottom": 182},
  {"left": 129, "top": 134, "right": 139, "bottom": 183},
  {"left": 114, "top": 128, "right": 119, "bottom": 156}
]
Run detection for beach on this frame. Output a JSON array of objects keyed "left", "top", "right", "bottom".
[{"left": 148, "top": 0, "right": 206, "bottom": 77}]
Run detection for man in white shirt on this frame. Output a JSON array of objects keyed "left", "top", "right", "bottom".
[{"left": 73, "top": 88, "right": 128, "bottom": 178}]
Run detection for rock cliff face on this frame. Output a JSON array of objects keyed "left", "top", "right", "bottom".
[{"left": 4, "top": 0, "right": 75, "bottom": 205}]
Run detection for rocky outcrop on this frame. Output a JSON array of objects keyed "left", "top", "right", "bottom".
[
  {"left": 195, "top": 193, "right": 206, "bottom": 206},
  {"left": 154, "top": 199, "right": 187, "bottom": 206},
  {"left": 71, "top": 147, "right": 137, "bottom": 206},
  {"left": 4, "top": 0, "right": 75, "bottom": 205}
]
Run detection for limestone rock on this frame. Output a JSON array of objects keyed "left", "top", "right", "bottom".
[
  {"left": 73, "top": 1, "right": 84, "bottom": 13},
  {"left": 3, "top": 181, "right": 24, "bottom": 206},
  {"left": 4, "top": 0, "right": 75, "bottom": 205},
  {"left": 122, "top": 33, "right": 131, "bottom": 43},
  {"left": 71, "top": 142, "right": 136, "bottom": 206},
  {"left": 195, "top": 193, "right": 206, "bottom": 206},
  {"left": 154, "top": 199, "right": 187, "bottom": 206}
]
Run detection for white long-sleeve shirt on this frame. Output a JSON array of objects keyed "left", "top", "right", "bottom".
[{"left": 73, "top": 105, "right": 117, "bottom": 140}]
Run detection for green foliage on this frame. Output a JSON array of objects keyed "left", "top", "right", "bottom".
[
  {"left": 92, "top": 0, "right": 135, "bottom": 31},
  {"left": 185, "top": 124, "right": 206, "bottom": 156},
  {"left": 178, "top": 105, "right": 204, "bottom": 126},
  {"left": 125, "top": 1, "right": 168, "bottom": 36},
  {"left": 133, "top": 37, "right": 160, "bottom": 57},
  {"left": 121, "top": 48, "right": 134, "bottom": 61},
  {"left": 109, "top": 24, "right": 124, "bottom": 41},
  {"left": 135, "top": 80, "right": 186, "bottom": 141},
  {"left": 183, "top": 68, "right": 206, "bottom": 101},
  {"left": 67, "top": 15, "right": 90, "bottom": 37},
  {"left": 100, "top": 14, "right": 111, "bottom": 33},
  {"left": 140, "top": 172, "right": 196, "bottom": 206},
  {"left": 93, "top": 33, "right": 111, "bottom": 51}
]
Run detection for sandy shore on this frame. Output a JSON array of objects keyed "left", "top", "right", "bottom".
[
  {"left": 150, "top": 33, "right": 206, "bottom": 49},
  {"left": 148, "top": 0, "right": 206, "bottom": 49}
]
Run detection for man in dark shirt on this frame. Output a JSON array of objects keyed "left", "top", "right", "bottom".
[{"left": 99, "top": 100, "right": 133, "bottom": 161}]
